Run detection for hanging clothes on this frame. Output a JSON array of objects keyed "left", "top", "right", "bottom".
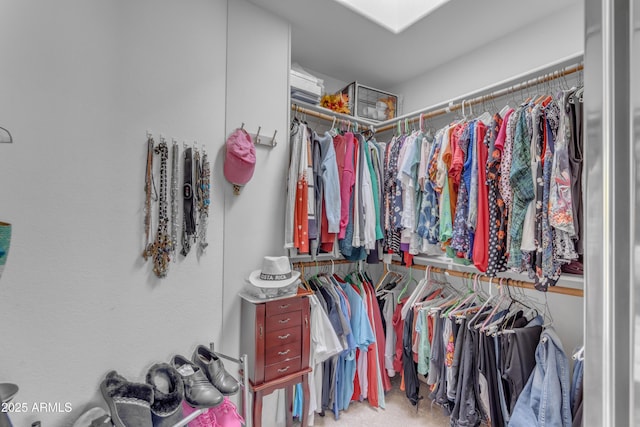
[
  {"left": 486, "top": 110, "right": 512, "bottom": 276},
  {"left": 307, "top": 294, "right": 343, "bottom": 426},
  {"left": 510, "top": 328, "right": 573, "bottom": 427},
  {"left": 508, "top": 105, "right": 534, "bottom": 270},
  {"left": 302, "top": 268, "right": 393, "bottom": 420}
]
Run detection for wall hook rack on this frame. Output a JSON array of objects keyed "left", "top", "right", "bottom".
[{"left": 240, "top": 122, "right": 277, "bottom": 148}]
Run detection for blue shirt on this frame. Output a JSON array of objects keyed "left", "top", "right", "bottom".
[{"left": 317, "top": 132, "right": 341, "bottom": 233}]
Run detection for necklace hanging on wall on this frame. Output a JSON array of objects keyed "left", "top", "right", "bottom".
[
  {"left": 142, "top": 134, "right": 157, "bottom": 260},
  {"left": 181, "top": 145, "right": 196, "bottom": 256},
  {"left": 197, "top": 146, "right": 211, "bottom": 254},
  {"left": 170, "top": 139, "right": 179, "bottom": 261},
  {"left": 150, "top": 137, "right": 171, "bottom": 278}
]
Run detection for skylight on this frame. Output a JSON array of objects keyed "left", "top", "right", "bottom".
[{"left": 332, "top": 0, "right": 451, "bottom": 34}]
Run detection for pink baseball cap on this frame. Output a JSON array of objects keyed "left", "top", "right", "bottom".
[{"left": 224, "top": 129, "right": 256, "bottom": 186}]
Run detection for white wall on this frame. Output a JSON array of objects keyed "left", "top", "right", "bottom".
[
  {"left": 0, "top": 1, "right": 227, "bottom": 425},
  {"left": 390, "top": 3, "right": 584, "bottom": 113},
  {"left": 222, "top": 1, "right": 291, "bottom": 425}
]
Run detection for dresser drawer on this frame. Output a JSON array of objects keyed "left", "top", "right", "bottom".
[
  {"left": 265, "top": 341, "right": 302, "bottom": 365},
  {"left": 264, "top": 357, "right": 302, "bottom": 382},
  {"left": 265, "top": 325, "right": 300, "bottom": 348},
  {"left": 265, "top": 298, "right": 303, "bottom": 316},
  {"left": 266, "top": 311, "right": 302, "bottom": 331}
]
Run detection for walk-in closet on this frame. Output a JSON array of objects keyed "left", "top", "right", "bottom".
[{"left": 0, "top": 0, "right": 637, "bottom": 427}]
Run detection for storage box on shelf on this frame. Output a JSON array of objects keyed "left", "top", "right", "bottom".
[
  {"left": 290, "top": 69, "right": 323, "bottom": 105},
  {"left": 339, "top": 81, "right": 398, "bottom": 121}
]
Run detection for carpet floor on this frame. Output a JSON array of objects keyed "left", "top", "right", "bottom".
[{"left": 306, "top": 376, "right": 450, "bottom": 427}]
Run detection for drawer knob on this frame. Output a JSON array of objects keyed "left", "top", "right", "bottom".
[
  {"left": 279, "top": 304, "right": 290, "bottom": 309},
  {"left": 278, "top": 333, "right": 291, "bottom": 340},
  {"left": 278, "top": 349, "right": 291, "bottom": 356},
  {"left": 277, "top": 366, "right": 290, "bottom": 373},
  {"left": 278, "top": 318, "right": 291, "bottom": 324}
]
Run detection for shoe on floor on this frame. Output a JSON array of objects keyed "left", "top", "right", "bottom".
[
  {"left": 192, "top": 345, "right": 239, "bottom": 396},
  {"left": 172, "top": 355, "right": 223, "bottom": 408},
  {"left": 208, "top": 397, "right": 244, "bottom": 427},
  {"left": 100, "top": 371, "right": 153, "bottom": 427},
  {"left": 71, "top": 407, "right": 112, "bottom": 427},
  {"left": 146, "top": 363, "right": 184, "bottom": 427}
]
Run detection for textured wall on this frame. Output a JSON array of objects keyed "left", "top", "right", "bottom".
[
  {"left": 223, "top": 1, "right": 291, "bottom": 425},
  {"left": 389, "top": 2, "right": 584, "bottom": 114},
  {"left": 0, "top": 1, "right": 227, "bottom": 425}
]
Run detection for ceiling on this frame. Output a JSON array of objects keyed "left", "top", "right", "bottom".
[{"left": 248, "top": 0, "right": 579, "bottom": 90}]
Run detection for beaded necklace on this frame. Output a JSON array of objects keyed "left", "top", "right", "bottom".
[
  {"left": 151, "top": 138, "right": 171, "bottom": 277},
  {"left": 197, "top": 149, "right": 211, "bottom": 253},
  {"left": 142, "top": 135, "right": 156, "bottom": 260}
]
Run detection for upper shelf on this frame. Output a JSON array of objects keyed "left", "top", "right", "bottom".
[{"left": 291, "top": 101, "right": 379, "bottom": 128}]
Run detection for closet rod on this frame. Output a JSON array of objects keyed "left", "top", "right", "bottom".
[
  {"left": 291, "top": 103, "right": 377, "bottom": 128},
  {"left": 376, "top": 64, "right": 584, "bottom": 132},
  {"left": 376, "top": 52, "right": 583, "bottom": 127},
  {"left": 390, "top": 261, "right": 584, "bottom": 298},
  {"left": 293, "top": 259, "right": 583, "bottom": 297},
  {"left": 293, "top": 259, "right": 355, "bottom": 269}
]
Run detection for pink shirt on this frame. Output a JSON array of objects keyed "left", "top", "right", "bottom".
[{"left": 339, "top": 133, "right": 356, "bottom": 239}]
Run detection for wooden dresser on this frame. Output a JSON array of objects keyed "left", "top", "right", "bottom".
[{"left": 240, "top": 291, "right": 311, "bottom": 427}]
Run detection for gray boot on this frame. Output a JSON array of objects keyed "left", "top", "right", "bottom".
[
  {"left": 146, "top": 363, "right": 184, "bottom": 427},
  {"left": 192, "top": 345, "right": 239, "bottom": 396},
  {"left": 100, "top": 371, "right": 153, "bottom": 427}
]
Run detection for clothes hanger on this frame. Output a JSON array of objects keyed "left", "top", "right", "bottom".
[
  {"left": 478, "top": 278, "right": 509, "bottom": 333},
  {"left": 375, "top": 262, "right": 391, "bottom": 291},
  {"left": 298, "top": 263, "right": 314, "bottom": 293},
  {"left": 402, "top": 266, "right": 439, "bottom": 319},
  {"left": 572, "top": 345, "right": 585, "bottom": 361},
  {"left": 443, "top": 273, "right": 477, "bottom": 318},
  {"left": 449, "top": 274, "right": 485, "bottom": 320},
  {"left": 484, "top": 283, "right": 529, "bottom": 334},
  {"left": 397, "top": 265, "right": 418, "bottom": 304},
  {"left": 475, "top": 100, "right": 492, "bottom": 124},
  {"left": 542, "top": 292, "right": 554, "bottom": 328},
  {"left": 468, "top": 277, "right": 498, "bottom": 330},
  {"left": 407, "top": 266, "right": 436, "bottom": 306}
]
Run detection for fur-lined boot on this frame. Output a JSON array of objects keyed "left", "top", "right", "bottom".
[
  {"left": 100, "top": 371, "right": 153, "bottom": 427},
  {"left": 146, "top": 363, "right": 185, "bottom": 427}
]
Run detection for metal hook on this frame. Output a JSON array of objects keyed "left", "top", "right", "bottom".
[
  {"left": 240, "top": 122, "right": 245, "bottom": 130},
  {"left": 270, "top": 129, "right": 278, "bottom": 147},
  {"left": 254, "top": 126, "right": 261, "bottom": 145}
]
